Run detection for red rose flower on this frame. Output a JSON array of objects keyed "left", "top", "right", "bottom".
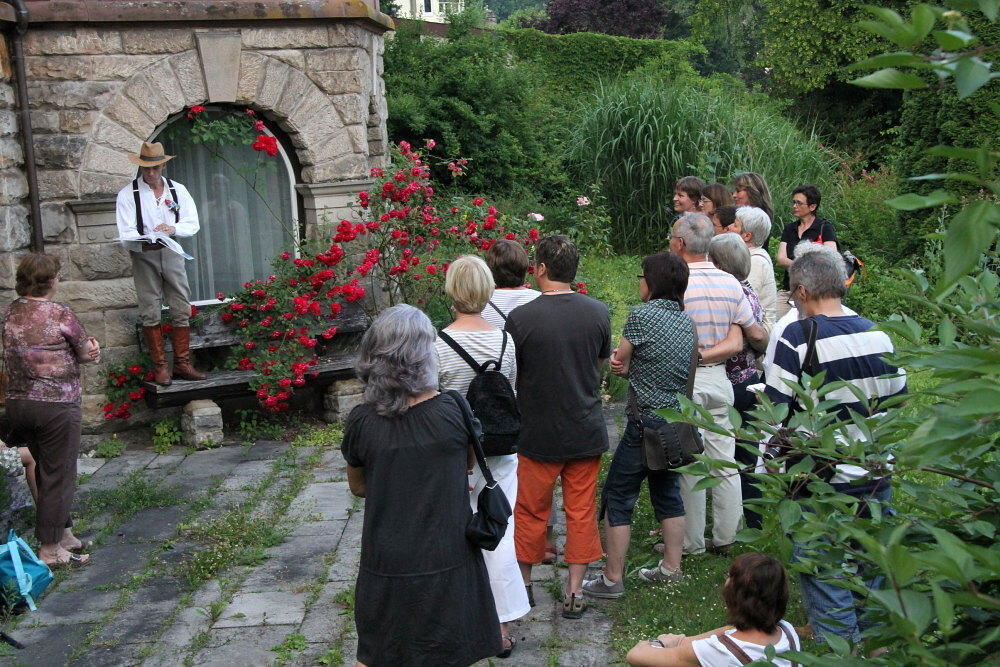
[{"left": 251, "top": 134, "right": 279, "bottom": 157}]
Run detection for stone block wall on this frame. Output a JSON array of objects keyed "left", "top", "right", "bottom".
[{"left": 0, "top": 15, "right": 391, "bottom": 434}]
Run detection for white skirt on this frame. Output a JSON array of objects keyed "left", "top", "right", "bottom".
[{"left": 470, "top": 453, "right": 531, "bottom": 623}]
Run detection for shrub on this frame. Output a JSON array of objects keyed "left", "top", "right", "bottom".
[
  {"left": 823, "top": 161, "right": 901, "bottom": 263},
  {"left": 569, "top": 77, "right": 836, "bottom": 252}
]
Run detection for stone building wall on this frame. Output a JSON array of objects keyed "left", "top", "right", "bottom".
[{"left": 0, "top": 3, "right": 393, "bottom": 435}]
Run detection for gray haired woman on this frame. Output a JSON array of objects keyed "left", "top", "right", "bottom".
[
  {"left": 342, "top": 304, "right": 501, "bottom": 666},
  {"left": 705, "top": 233, "right": 766, "bottom": 530}
]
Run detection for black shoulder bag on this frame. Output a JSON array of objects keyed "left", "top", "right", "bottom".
[
  {"left": 447, "top": 390, "right": 512, "bottom": 551},
  {"left": 631, "top": 341, "right": 703, "bottom": 471}
]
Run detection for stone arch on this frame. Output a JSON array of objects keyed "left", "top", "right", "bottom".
[{"left": 79, "top": 49, "right": 368, "bottom": 195}]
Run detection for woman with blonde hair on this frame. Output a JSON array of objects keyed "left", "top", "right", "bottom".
[{"left": 435, "top": 255, "right": 529, "bottom": 659}]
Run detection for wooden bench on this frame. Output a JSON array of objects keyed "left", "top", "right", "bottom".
[{"left": 138, "top": 301, "right": 368, "bottom": 409}]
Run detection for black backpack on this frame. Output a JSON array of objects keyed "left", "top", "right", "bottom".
[{"left": 437, "top": 330, "right": 520, "bottom": 457}]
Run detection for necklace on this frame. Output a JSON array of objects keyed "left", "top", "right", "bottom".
[{"left": 541, "top": 288, "right": 572, "bottom": 294}]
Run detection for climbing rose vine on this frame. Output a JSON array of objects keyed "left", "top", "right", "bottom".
[{"left": 217, "top": 140, "right": 552, "bottom": 411}]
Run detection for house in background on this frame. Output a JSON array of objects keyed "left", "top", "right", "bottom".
[
  {"left": 393, "top": 0, "right": 465, "bottom": 22},
  {"left": 0, "top": 0, "right": 395, "bottom": 440}
]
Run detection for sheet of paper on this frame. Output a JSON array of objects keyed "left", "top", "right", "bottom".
[{"left": 119, "top": 232, "right": 194, "bottom": 260}]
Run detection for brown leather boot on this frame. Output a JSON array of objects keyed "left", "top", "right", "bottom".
[
  {"left": 142, "top": 325, "right": 172, "bottom": 386},
  {"left": 171, "top": 326, "right": 205, "bottom": 381}
]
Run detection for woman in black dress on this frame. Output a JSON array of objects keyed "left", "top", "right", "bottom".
[{"left": 342, "top": 304, "right": 501, "bottom": 666}]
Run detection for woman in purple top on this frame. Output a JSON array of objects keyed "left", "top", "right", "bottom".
[
  {"left": 707, "top": 234, "right": 765, "bottom": 530},
  {"left": 3, "top": 253, "right": 100, "bottom": 567}
]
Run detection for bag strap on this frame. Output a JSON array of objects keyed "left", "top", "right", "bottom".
[
  {"left": 165, "top": 178, "right": 180, "bottom": 225},
  {"left": 132, "top": 178, "right": 145, "bottom": 234},
  {"left": 438, "top": 330, "right": 501, "bottom": 373},
  {"left": 487, "top": 300, "right": 508, "bottom": 323},
  {"left": 801, "top": 316, "right": 820, "bottom": 377},
  {"left": 778, "top": 622, "right": 799, "bottom": 667},
  {"left": 685, "top": 338, "right": 698, "bottom": 399},
  {"left": 7, "top": 535, "right": 36, "bottom": 611},
  {"left": 716, "top": 633, "right": 752, "bottom": 665},
  {"left": 446, "top": 390, "right": 497, "bottom": 487}
]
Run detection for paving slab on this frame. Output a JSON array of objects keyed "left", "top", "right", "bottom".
[
  {"left": 239, "top": 535, "right": 337, "bottom": 591},
  {"left": 241, "top": 440, "right": 289, "bottom": 461},
  {"left": 145, "top": 453, "right": 186, "bottom": 470},
  {"left": 72, "top": 640, "right": 153, "bottom": 665},
  {"left": 213, "top": 590, "right": 308, "bottom": 628},
  {"left": 217, "top": 459, "right": 273, "bottom": 491},
  {"left": 288, "top": 518, "right": 347, "bottom": 538},
  {"left": 191, "top": 624, "right": 297, "bottom": 666},
  {"left": 140, "top": 580, "right": 222, "bottom": 666},
  {"left": 112, "top": 504, "right": 186, "bottom": 543},
  {"left": 82, "top": 451, "right": 159, "bottom": 491},
  {"left": 92, "top": 596, "right": 176, "bottom": 646},
  {"left": 286, "top": 480, "right": 353, "bottom": 522},
  {"left": 25, "top": 589, "right": 119, "bottom": 626},
  {"left": 298, "top": 580, "right": 353, "bottom": 641},
  {"left": 6, "top": 622, "right": 94, "bottom": 666},
  {"left": 66, "top": 541, "right": 152, "bottom": 589},
  {"left": 77, "top": 457, "right": 106, "bottom": 476}
]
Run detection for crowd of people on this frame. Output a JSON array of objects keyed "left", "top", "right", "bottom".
[
  {"left": 344, "top": 173, "right": 906, "bottom": 666},
  {"left": 0, "top": 167, "right": 905, "bottom": 665}
]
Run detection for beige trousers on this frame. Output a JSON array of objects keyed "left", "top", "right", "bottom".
[
  {"left": 680, "top": 364, "right": 742, "bottom": 554},
  {"left": 131, "top": 249, "right": 191, "bottom": 326}
]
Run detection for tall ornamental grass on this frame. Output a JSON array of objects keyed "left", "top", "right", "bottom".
[{"left": 569, "top": 78, "right": 836, "bottom": 252}]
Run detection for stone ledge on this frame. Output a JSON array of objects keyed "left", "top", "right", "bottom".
[{"left": 12, "top": 1, "right": 395, "bottom": 33}]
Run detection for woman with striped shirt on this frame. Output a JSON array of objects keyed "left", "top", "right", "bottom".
[{"left": 435, "top": 254, "right": 529, "bottom": 660}]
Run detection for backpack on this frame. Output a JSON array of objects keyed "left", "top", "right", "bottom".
[{"left": 437, "top": 330, "right": 520, "bottom": 457}]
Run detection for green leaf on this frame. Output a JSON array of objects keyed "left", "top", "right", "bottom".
[
  {"left": 978, "top": 0, "right": 1000, "bottom": 21},
  {"left": 954, "top": 57, "right": 992, "bottom": 99},
  {"left": 847, "top": 52, "right": 928, "bottom": 70},
  {"left": 825, "top": 632, "right": 851, "bottom": 655},
  {"left": 885, "top": 189, "right": 956, "bottom": 210},
  {"left": 911, "top": 4, "right": 936, "bottom": 42},
  {"left": 933, "top": 29, "right": 977, "bottom": 50},
  {"left": 777, "top": 499, "right": 802, "bottom": 530},
  {"left": 939, "top": 201, "right": 1000, "bottom": 290},
  {"left": 887, "top": 544, "right": 918, "bottom": 586},
  {"left": 850, "top": 68, "right": 928, "bottom": 90},
  {"left": 931, "top": 583, "right": 955, "bottom": 633},
  {"left": 691, "top": 476, "right": 722, "bottom": 492}
]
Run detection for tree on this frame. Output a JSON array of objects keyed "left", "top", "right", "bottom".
[
  {"left": 669, "top": 2, "right": 999, "bottom": 663},
  {"left": 379, "top": 0, "right": 399, "bottom": 17},
  {"left": 540, "top": 0, "right": 680, "bottom": 39},
  {"left": 488, "top": 0, "right": 545, "bottom": 21}
]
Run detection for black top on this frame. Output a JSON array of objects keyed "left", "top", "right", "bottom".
[
  {"left": 341, "top": 393, "right": 475, "bottom": 575},
  {"left": 779, "top": 216, "right": 838, "bottom": 289},
  {"left": 506, "top": 292, "right": 612, "bottom": 462}
]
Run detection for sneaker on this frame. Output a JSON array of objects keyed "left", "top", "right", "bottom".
[
  {"left": 638, "top": 565, "right": 684, "bottom": 584},
  {"left": 582, "top": 575, "right": 625, "bottom": 599},
  {"left": 562, "top": 592, "right": 586, "bottom": 619}
]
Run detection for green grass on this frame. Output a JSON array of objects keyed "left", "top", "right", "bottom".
[
  {"left": 291, "top": 422, "right": 345, "bottom": 448},
  {"left": 77, "top": 471, "right": 182, "bottom": 525}
]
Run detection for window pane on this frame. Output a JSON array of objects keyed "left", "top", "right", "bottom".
[{"left": 156, "top": 113, "right": 297, "bottom": 301}]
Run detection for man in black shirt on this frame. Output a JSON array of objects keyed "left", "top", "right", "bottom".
[{"left": 506, "top": 235, "right": 611, "bottom": 620}]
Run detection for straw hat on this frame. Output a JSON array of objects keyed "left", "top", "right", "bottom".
[{"left": 128, "top": 142, "right": 174, "bottom": 167}]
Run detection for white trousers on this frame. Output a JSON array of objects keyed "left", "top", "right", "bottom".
[
  {"left": 469, "top": 453, "right": 531, "bottom": 624},
  {"left": 680, "top": 364, "right": 742, "bottom": 553}
]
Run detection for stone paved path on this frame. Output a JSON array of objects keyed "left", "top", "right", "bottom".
[{"left": 0, "top": 415, "right": 621, "bottom": 666}]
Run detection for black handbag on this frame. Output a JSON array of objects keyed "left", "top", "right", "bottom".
[
  {"left": 630, "top": 342, "right": 703, "bottom": 471},
  {"left": 447, "top": 390, "right": 512, "bottom": 551}
]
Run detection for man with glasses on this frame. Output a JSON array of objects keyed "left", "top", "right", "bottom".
[{"left": 669, "top": 213, "right": 768, "bottom": 556}]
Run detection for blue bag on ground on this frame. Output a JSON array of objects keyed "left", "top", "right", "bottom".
[{"left": 0, "top": 529, "right": 52, "bottom": 611}]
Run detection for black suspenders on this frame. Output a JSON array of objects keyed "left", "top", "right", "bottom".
[{"left": 133, "top": 177, "right": 181, "bottom": 234}]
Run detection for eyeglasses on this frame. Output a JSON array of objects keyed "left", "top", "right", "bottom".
[
  {"left": 636, "top": 274, "right": 645, "bottom": 279},
  {"left": 791, "top": 200, "right": 809, "bottom": 207}
]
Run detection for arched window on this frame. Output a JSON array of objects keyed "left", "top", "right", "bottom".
[{"left": 153, "top": 108, "right": 298, "bottom": 302}]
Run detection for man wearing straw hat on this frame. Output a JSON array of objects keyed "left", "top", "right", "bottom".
[{"left": 115, "top": 141, "right": 204, "bottom": 385}]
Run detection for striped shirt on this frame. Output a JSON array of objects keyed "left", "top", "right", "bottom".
[
  {"left": 683, "top": 262, "right": 755, "bottom": 350},
  {"left": 481, "top": 288, "right": 541, "bottom": 329},
  {"left": 764, "top": 314, "right": 907, "bottom": 483},
  {"left": 435, "top": 329, "right": 517, "bottom": 396}
]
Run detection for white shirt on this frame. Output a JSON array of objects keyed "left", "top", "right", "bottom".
[
  {"left": 481, "top": 288, "right": 541, "bottom": 329},
  {"left": 436, "top": 329, "right": 517, "bottom": 396},
  {"left": 748, "top": 247, "right": 777, "bottom": 331},
  {"left": 691, "top": 621, "right": 799, "bottom": 667},
  {"left": 115, "top": 176, "right": 199, "bottom": 254}
]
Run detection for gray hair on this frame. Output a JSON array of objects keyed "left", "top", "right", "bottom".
[
  {"left": 788, "top": 245, "right": 847, "bottom": 299},
  {"left": 736, "top": 206, "right": 771, "bottom": 247},
  {"left": 794, "top": 239, "right": 826, "bottom": 260},
  {"left": 709, "top": 232, "right": 751, "bottom": 281},
  {"left": 355, "top": 304, "right": 439, "bottom": 417},
  {"left": 674, "top": 213, "right": 714, "bottom": 255}
]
